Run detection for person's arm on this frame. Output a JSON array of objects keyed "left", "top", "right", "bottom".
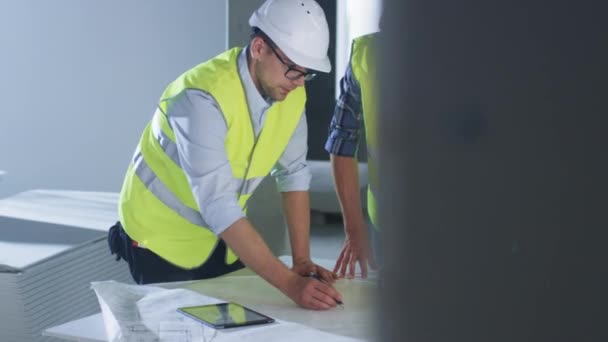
[
  {"left": 220, "top": 218, "right": 340, "bottom": 309},
  {"left": 325, "top": 65, "right": 376, "bottom": 278},
  {"left": 330, "top": 155, "right": 375, "bottom": 278},
  {"left": 168, "top": 90, "right": 245, "bottom": 234},
  {"left": 168, "top": 91, "right": 340, "bottom": 309},
  {"left": 272, "top": 113, "right": 337, "bottom": 282},
  {"left": 281, "top": 190, "right": 310, "bottom": 264}
]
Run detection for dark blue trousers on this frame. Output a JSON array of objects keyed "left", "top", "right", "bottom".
[{"left": 107, "top": 221, "right": 244, "bottom": 284}]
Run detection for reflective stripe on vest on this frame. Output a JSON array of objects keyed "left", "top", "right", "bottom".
[
  {"left": 130, "top": 110, "right": 267, "bottom": 230},
  {"left": 132, "top": 148, "right": 209, "bottom": 228},
  {"left": 149, "top": 111, "right": 265, "bottom": 197}
]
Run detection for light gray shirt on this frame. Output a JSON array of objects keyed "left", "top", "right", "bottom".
[{"left": 166, "top": 48, "right": 311, "bottom": 236}]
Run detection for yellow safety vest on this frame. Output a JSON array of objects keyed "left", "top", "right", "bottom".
[
  {"left": 351, "top": 33, "right": 379, "bottom": 228},
  {"left": 119, "top": 47, "right": 306, "bottom": 269}
]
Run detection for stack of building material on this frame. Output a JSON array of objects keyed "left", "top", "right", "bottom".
[{"left": 0, "top": 190, "right": 133, "bottom": 342}]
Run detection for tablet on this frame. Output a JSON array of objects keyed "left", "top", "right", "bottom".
[{"left": 177, "top": 302, "right": 275, "bottom": 329}]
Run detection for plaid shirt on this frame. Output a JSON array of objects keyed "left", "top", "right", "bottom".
[{"left": 324, "top": 64, "right": 363, "bottom": 158}]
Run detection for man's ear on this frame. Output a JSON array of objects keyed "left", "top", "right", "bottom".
[{"left": 249, "top": 36, "right": 265, "bottom": 61}]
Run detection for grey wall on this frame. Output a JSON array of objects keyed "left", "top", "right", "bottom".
[
  {"left": 0, "top": 0, "right": 227, "bottom": 197},
  {"left": 227, "top": 0, "right": 264, "bottom": 48}
]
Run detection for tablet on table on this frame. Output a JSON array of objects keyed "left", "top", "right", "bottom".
[{"left": 177, "top": 302, "right": 275, "bottom": 329}]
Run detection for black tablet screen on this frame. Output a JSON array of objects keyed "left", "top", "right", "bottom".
[{"left": 178, "top": 302, "right": 275, "bottom": 329}]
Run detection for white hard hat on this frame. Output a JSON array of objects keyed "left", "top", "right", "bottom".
[{"left": 249, "top": 0, "right": 331, "bottom": 73}]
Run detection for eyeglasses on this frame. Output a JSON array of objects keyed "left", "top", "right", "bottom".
[{"left": 265, "top": 41, "right": 317, "bottom": 81}]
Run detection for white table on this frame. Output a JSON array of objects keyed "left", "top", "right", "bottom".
[
  {"left": 44, "top": 314, "right": 106, "bottom": 342},
  {"left": 43, "top": 257, "right": 378, "bottom": 342}
]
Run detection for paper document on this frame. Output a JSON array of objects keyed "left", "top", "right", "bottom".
[
  {"left": 92, "top": 281, "right": 218, "bottom": 342},
  {"left": 92, "top": 280, "right": 366, "bottom": 342}
]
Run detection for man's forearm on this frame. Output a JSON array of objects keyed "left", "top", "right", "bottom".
[
  {"left": 220, "top": 218, "right": 296, "bottom": 292},
  {"left": 281, "top": 191, "right": 311, "bottom": 264},
  {"left": 330, "top": 154, "right": 366, "bottom": 232}
]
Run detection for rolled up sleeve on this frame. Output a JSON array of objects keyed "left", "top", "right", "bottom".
[{"left": 271, "top": 112, "right": 312, "bottom": 192}]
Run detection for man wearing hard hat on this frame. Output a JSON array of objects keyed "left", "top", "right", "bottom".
[{"left": 108, "top": 0, "right": 342, "bottom": 310}]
